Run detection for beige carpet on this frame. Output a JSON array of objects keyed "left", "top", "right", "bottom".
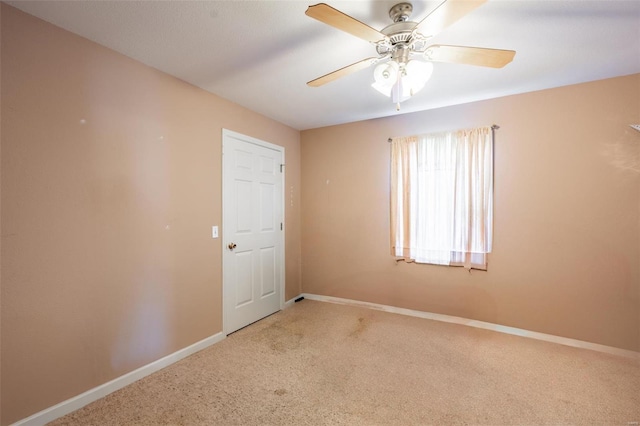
[{"left": 50, "top": 299, "right": 640, "bottom": 425}]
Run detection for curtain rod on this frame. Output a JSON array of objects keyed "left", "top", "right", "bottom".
[{"left": 388, "top": 124, "right": 500, "bottom": 143}]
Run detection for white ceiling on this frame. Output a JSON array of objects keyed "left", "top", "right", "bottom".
[{"left": 7, "top": 0, "right": 640, "bottom": 130}]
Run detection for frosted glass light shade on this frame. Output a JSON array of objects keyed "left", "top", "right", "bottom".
[
  {"left": 371, "top": 61, "right": 399, "bottom": 96},
  {"left": 404, "top": 60, "right": 433, "bottom": 95}
]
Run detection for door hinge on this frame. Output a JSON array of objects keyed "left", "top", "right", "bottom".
[
  {"left": 280, "top": 164, "right": 285, "bottom": 173},
  {"left": 280, "top": 223, "right": 283, "bottom": 230}
]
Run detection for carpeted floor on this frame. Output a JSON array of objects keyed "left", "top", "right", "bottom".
[{"left": 49, "top": 299, "right": 640, "bottom": 425}]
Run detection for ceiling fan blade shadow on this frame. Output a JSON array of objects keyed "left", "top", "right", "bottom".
[
  {"left": 306, "top": 3, "right": 388, "bottom": 44},
  {"left": 424, "top": 45, "right": 516, "bottom": 68},
  {"left": 413, "top": 0, "right": 487, "bottom": 39},
  {"left": 307, "top": 57, "right": 380, "bottom": 87}
]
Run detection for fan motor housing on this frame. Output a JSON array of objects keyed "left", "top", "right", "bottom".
[
  {"left": 377, "top": 3, "right": 426, "bottom": 57},
  {"left": 381, "top": 21, "right": 416, "bottom": 44},
  {"left": 378, "top": 21, "right": 420, "bottom": 57},
  {"left": 384, "top": 1, "right": 416, "bottom": 44}
]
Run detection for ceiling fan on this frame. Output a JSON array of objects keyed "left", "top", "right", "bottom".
[{"left": 305, "top": 0, "right": 516, "bottom": 109}]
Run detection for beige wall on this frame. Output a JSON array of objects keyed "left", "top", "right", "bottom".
[
  {"left": 0, "top": 4, "right": 301, "bottom": 424},
  {"left": 301, "top": 74, "right": 640, "bottom": 353}
]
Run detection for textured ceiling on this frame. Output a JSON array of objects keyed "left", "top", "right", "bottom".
[{"left": 7, "top": 0, "right": 640, "bottom": 130}]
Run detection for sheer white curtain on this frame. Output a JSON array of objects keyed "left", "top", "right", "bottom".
[{"left": 390, "top": 126, "right": 493, "bottom": 270}]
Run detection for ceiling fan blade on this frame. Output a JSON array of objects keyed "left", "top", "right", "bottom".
[
  {"left": 413, "top": 0, "right": 488, "bottom": 39},
  {"left": 306, "top": 3, "right": 388, "bottom": 44},
  {"left": 424, "top": 45, "right": 516, "bottom": 68},
  {"left": 307, "top": 57, "right": 380, "bottom": 87}
]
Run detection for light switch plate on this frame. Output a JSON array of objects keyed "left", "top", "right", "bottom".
[{"left": 212, "top": 226, "right": 218, "bottom": 238}]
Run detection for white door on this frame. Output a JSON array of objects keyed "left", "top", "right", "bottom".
[{"left": 222, "top": 129, "right": 284, "bottom": 334}]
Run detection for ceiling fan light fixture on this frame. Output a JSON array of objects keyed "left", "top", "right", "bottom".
[{"left": 372, "top": 59, "right": 433, "bottom": 104}]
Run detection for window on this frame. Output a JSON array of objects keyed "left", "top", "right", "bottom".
[{"left": 390, "top": 126, "right": 494, "bottom": 270}]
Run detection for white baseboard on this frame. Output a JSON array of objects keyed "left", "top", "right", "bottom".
[
  {"left": 301, "top": 293, "right": 640, "bottom": 360},
  {"left": 13, "top": 332, "right": 226, "bottom": 426}
]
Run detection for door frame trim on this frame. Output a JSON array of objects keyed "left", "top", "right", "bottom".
[{"left": 221, "top": 129, "right": 285, "bottom": 335}]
